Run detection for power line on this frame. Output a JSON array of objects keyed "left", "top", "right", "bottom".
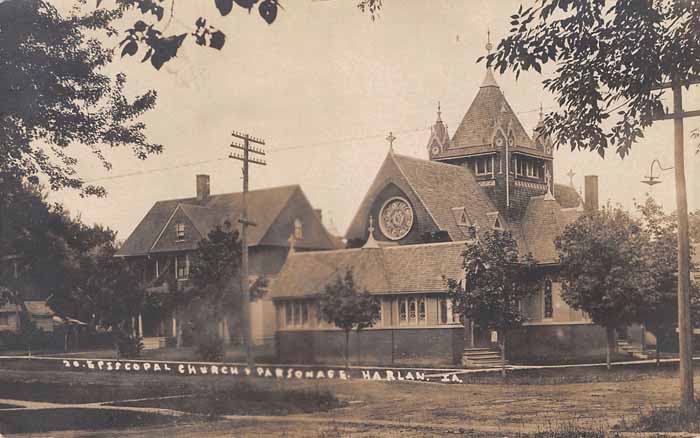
[{"left": 82, "top": 104, "right": 555, "bottom": 184}]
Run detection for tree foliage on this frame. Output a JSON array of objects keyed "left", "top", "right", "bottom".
[
  {"left": 154, "top": 220, "right": 266, "bottom": 354},
  {"left": 556, "top": 206, "right": 654, "bottom": 328},
  {"left": 447, "top": 230, "right": 537, "bottom": 333},
  {"left": 318, "top": 268, "right": 380, "bottom": 367},
  {"left": 486, "top": 0, "right": 700, "bottom": 158},
  {"left": 556, "top": 205, "right": 657, "bottom": 367},
  {"left": 447, "top": 230, "right": 537, "bottom": 375},
  {"left": 0, "top": 176, "right": 145, "bottom": 331},
  {"left": 101, "top": 0, "right": 384, "bottom": 70},
  {"left": 0, "top": 0, "right": 160, "bottom": 196}
]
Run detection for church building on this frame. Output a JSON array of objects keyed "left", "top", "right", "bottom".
[{"left": 268, "top": 67, "right": 609, "bottom": 366}]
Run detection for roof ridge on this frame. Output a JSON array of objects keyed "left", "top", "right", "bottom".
[
  {"left": 153, "top": 184, "right": 301, "bottom": 205},
  {"left": 392, "top": 153, "right": 463, "bottom": 169}
]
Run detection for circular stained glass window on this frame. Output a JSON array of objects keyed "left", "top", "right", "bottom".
[{"left": 379, "top": 197, "right": 414, "bottom": 241}]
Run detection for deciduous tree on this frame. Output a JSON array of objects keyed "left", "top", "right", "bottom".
[
  {"left": 0, "top": 0, "right": 160, "bottom": 196},
  {"left": 485, "top": 0, "right": 700, "bottom": 158},
  {"left": 447, "top": 229, "right": 537, "bottom": 377},
  {"left": 318, "top": 268, "right": 380, "bottom": 368},
  {"left": 555, "top": 206, "right": 655, "bottom": 369}
]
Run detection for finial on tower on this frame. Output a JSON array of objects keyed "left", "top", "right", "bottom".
[
  {"left": 539, "top": 103, "right": 544, "bottom": 122},
  {"left": 386, "top": 131, "right": 396, "bottom": 152},
  {"left": 486, "top": 29, "right": 493, "bottom": 55},
  {"left": 437, "top": 101, "right": 442, "bottom": 122}
]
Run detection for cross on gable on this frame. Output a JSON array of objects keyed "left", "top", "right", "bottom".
[
  {"left": 566, "top": 169, "right": 576, "bottom": 187},
  {"left": 386, "top": 132, "right": 396, "bottom": 151}
]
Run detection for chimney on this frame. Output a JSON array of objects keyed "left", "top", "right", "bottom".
[
  {"left": 196, "top": 174, "right": 210, "bottom": 201},
  {"left": 584, "top": 175, "right": 598, "bottom": 211},
  {"left": 314, "top": 209, "right": 322, "bottom": 224}
]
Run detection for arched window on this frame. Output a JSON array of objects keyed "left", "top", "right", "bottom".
[
  {"left": 294, "top": 219, "right": 303, "bottom": 240},
  {"left": 543, "top": 278, "right": 553, "bottom": 319}
]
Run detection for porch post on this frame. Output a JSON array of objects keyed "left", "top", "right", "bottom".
[
  {"left": 138, "top": 314, "right": 143, "bottom": 338},
  {"left": 172, "top": 316, "right": 177, "bottom": 338}
]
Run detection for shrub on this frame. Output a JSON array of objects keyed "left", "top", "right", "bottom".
[
  {"left": 194, "top": 333, "right": 224, "bottom": 362},
  {"left": 115, "top": 333, "right": 143, "bottom": 358}
]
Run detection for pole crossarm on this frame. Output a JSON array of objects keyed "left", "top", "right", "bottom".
[
  {"left": 648, "top": 77, "right": 700, "bottom": 91},
  {"left": 231, "top": 131, "right": 266, "bottom": 145},
  {"left": 653, "top": 109, "right": 700, "bottom": 121},
  {"left": 229, "top": 153, "right": 267, "bottom": 166},
  {"left": 227, "top": 129, "right": 267, "bottom": 370},
  {"left": 231, "top": 142, "right": 266, "bottom": 155}
]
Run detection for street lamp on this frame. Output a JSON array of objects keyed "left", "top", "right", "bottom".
[{"left": 642, "top": 159, "right": 674, "bottom": 186}]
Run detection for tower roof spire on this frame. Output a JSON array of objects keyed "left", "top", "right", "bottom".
[{"left": 481, "top": 30, "right": 499, "bottom": 88}]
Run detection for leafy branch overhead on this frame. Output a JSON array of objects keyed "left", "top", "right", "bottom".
[
  {"left": 106, "top": 0, "right": 383, "bottom": 69},
  {"left": 484, "top": 1, "right": 700, "bottom": 158}
]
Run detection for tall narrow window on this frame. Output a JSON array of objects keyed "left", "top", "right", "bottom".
[
  {"left": 418, "top": 297, "right": 426, "bottom": 322},
  {"left": 301, "top": 302, "right": 309, "bottom": 325},
  {"left": 543, "top": 278, "right": 553, "bottom": 319},
  {"left": 439, "top": 299, "right": 448, "bottom": 324},
  {"left": 293, "top": 303, "right": 301, "bottom": 326},
  {"left": 294, "top": 219, "right": 303, "bottom": 240},
  {"left": 398, "top": 298, "right": 407, "bottom": 322},
  {"left": 285, "top": 303, "right": 293, "bottom": 327},
  {"left": 175, "top": 223, "right": 185, "bottom": 240},
  {"left": 408, "top": 298, "right": 417, "bottom": 321},
  {"left": 175, "top": 254, "right": 189, "bottom": 280}
]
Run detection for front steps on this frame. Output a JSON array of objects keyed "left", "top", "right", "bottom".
[
  {"left": 617, "top": 339, "right": 649, "bottom": 360},
  {"left": 462, "top": 347, "right": 506, "bottom": 368},
  {"left": 142, "top": 337, "right": 167, "bottom": 350}
]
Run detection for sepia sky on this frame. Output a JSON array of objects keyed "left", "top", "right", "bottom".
[{"left": 48, "top": 0, "right": 700, "bottom": 240}]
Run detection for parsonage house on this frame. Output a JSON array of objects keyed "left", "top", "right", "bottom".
[
  {"left": 116, "top": 179, "right": 339, "bottom": 349},
  {"left": 268, "top": 68, "right": 609, "bottom": 367}
]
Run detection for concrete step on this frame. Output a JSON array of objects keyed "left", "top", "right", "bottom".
[
  {"left": 463, "top": 352, "right": 502, "bottom": 359},
  {"left": 142, "top": 337, "right": 167, "bottom": 350}
]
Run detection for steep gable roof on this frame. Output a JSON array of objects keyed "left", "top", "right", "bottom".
[
  {"left": 345, "top": 153, "right": 498, "bottom": 242},
  {"left": 268, "top": 241, "right": 466, "bottom": 299},
  {"left": 449, "top": 70, "right": 534, "bottom": 152},
  {"left": 390, "top": 154, "right": 498, "bottom": 239},
  {"left": 520, "top": 197, "right": 580, "bottom": 263},
  {"left": 117, "top": 185, "right": 329, "bottom": 256}
]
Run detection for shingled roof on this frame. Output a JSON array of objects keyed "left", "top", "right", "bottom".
[
  {"left": 345, "top": 153, "right": 498, "bottom": 241},
  {"left": 448, "top": 69, "right": 534, "bottom": 152},
  {"left": 117, "top": 185, "right": 335, "bottom": 256},
  {"left": 520, "top": 196, "right": 581, "bottom": 263},
  {"left": 268, "top": 241, "right": 466, "bottom": 299}
]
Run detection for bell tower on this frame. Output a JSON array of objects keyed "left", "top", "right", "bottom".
[{"left": 428, "top": 35, "right": 554, "bottom": 219}]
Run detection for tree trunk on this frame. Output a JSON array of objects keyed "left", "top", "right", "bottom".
[
  {"left": 500, "top": 331, "right": 507, "bottom": 378},
  {"left": 656, "top": 339, "right": 661, "bottom": 368},
  {"left": 344, "top": 330, "right": 350, "bottom": 369},
  {"left": 357, "top": 330, "right": 361, "bottom": 366},
  {"left": 606, "top": 327, "right": 615, "bottom": 370}
]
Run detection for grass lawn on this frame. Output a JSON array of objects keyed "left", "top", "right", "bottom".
[
  {"left": 0, "top": 408, "right": 203, "bottom": 435},
  {"left": 110, "top": 385, "right": 343, "bottom": 415},
  {"left": 0, "top": 363, "right": 696, "bottom": 436}
]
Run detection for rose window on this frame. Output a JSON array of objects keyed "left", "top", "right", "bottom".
[{"left": 379, "top": 197, "right": 414, "bottom": 240}]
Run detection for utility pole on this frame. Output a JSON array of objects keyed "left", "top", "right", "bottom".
[
  {"left": 229, "top": 130, "right": 266, "bottom": 369},
  {"left": 652, "top": 76, "right": 700, "bottom": 413}
]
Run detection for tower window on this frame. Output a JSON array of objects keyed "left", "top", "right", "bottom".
[
  {"left": 473, "top": 156, "right": 493, "bottom": 176},
  {"left": 515, "top": 156, "right": 544, "bottom": 179}
]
